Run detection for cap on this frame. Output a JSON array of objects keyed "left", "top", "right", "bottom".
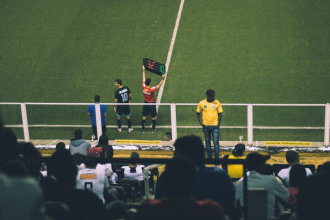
[
  {"left": 87, "top": 147, "right": 103, "bottom": 156},
  {"left": 232, "top": 144, "right": 245, "bottom": 156},
  {"left": 246, "top": 152, "right": 270, "bottom": 171}
]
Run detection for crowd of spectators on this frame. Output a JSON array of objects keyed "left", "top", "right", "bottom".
[{"left": 0, "top": 115, "right": 330, "bottom": 220}]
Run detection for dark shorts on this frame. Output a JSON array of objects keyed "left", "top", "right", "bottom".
[
  {"left": 116, "top": 105, "right": 131, "bottom": 117},
  {"left": 143, "top": 101, "right": 157, "bottom": 117}
]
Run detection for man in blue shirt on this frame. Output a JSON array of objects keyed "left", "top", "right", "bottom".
[
  {"left": 87, "top": 95, "right": 107, "bottom": 137},
  {"left": 154, "top": 135, "right": 235, "bottom": 219}
]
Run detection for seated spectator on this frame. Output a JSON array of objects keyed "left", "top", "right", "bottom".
[
  {"left": 41, "top": 149, "right": 108, "bottom": 220},
  {"left": 56, "top": 142, "right": 66, "bottom": 151},
  {"left": 286, "top": 164, "right": 307, "bottom": 212},
  {"left": 0, "top": 127, "right": 19, "bottom": 166},
  {"left": 76, "top": 154, "right": 109, "bottom": 203},
  {"left": 0, "top": 159, "right": 29, "bottom": 178},
  {"left": 0, "top": 172, "right": 44, "bottom": 220},
  {"left": 296, "top": 161, "right": 330, "bottom": 220},
  {"left": 221, "top": 143, "right": 246, "bottom": 179},
  {"left": 278, "top": 151, "right": 312, "bottom": 187},
  {"left": 21, "top": 142, "right": 43, "bottom": 181},
  {"left": 155, "top": 135, "right": 235, "bottom": 219},
  {"left": 164, "top": 132, "right": 172, "bottom": 141},
  {"left": 69, "top": 130, "right": 91, "bottom": 156},
  {"left": 134, "top": 157, "right": 226, "bottom": 220},
  {"left": 122, "top": 152, "right": 145, "bottom": 181},
  {"left": 106, "top": 200, "right": 127, "bottom": 220},
  {"left": 235, "top": 152, "right": 289, "bottom": 219}
]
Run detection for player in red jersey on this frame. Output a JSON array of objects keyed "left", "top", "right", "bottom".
[{"left": 142, "top": 65, "right": 166, "bottom": 133}]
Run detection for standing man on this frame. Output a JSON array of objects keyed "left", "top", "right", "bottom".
[
  {"left": 196, "top": 90, "right": 223, "bottom": 159},
  {"left": 87, "top": 95, "right": 107, "bottom": 138},
  {"left": 114, "top": 79, "right": 133, "bottom": 132},
  {"left": 141, "top": 65, "right": 166, "bottom": 133}
]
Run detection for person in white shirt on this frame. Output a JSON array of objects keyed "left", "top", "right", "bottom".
[
  {"left": 277, "top": 151, "right": 312, "bottom": 187},
  {"left": 235, "top": 152, "right": 289, "bottom": 219},
  {"left": 76, "top": 154, "right": 109, "bottom": 203},
  {"left": 122, "top": 152, "right": 145, "bottom": 181}
]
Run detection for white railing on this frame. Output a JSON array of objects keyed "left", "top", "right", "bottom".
[{"left": 0, "top": 102, "right": 329, "bottom": 146}]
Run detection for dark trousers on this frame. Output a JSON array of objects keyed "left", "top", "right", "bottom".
[{"left": 92, "top": 125, "right": 107, "bottom": 136}]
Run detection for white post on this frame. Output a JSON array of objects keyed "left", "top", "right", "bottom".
[
  {"left": 247, "top": 103, "right": 253, "bottom": 146},
  {"left": 20, "top": 102, "right": 30, "bottom": 142},
  {"left": 171, "top": 103, "right": 177, "bottom": 143},
  {"left": 324, "top": 103, "right": 330, "bottom": 147},
  {"left": 95, "top": 103, "right": 102, "bottom": 140}
]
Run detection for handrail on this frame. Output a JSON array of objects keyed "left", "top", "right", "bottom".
[
  {"left": 0, "top": 102, "right": 329, "bottom": 146},
  {"left": 143, "top": 164, "right": 163, "bottom": 199}
]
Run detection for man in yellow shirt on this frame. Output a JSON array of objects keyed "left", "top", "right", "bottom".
[{"left": 196, "top": 90, "right": 223, "bottom": 159}]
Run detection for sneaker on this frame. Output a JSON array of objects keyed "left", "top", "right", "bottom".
[
  {"left": 151, "top": 129, "right": 157, "bottom": 133},
  {"left": 117, "top": 128, "right": 121, "bottom": 132},
  {"left": 128, "top": 128, "right": 133, "bottom": 133},
  {"left": 142, "top": 129, "right": 145, "bottom": 133}
]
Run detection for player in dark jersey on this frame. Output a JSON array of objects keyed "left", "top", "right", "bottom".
[
  {"left": 142, "top": 65, "right": 166, "bottom": 133},
  {"left": 114, "top": 79, "right": 132, "bottom": 132}
]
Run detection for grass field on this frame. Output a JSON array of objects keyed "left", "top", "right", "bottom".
[{"left": 0, "top": 0, "right": 329, "bottom": 142}]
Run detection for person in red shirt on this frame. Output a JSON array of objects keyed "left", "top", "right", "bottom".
[{"left": 141, "top": 65, "right": 166, "bottom": 133}]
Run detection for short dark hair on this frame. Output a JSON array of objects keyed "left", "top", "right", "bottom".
[
  {"left": 289, "top": 164, "right": 307, "bottom": 187},
  {"left": 130, "top": 152, "right": 140, "bottom": 165},
  {"left": 165, "top": 132, "right": 172, "bottom": 140},
  {"left": 74, "top": 130, "right": 83, "bottom": 139},
  {"left": 145, "top": 78, "right": 151, "bottom": 86},
  {"left": 94, "top": 95, "right": 100, "bottom": 103},
  {"left": 47, "top": 150, "right": 78, "bottom": 186},
  {"left": 174, "top": 135, "right": 205, "bottom": 164},
  {"left": 85, "top": 154, "right": 98, "bottom": 168},
  {"left": 164, "top": 157, "right": 196, "bottom": 197},
  {"left": 206, "top": 89, "right": 215, "bottom": 97},
  {"left": 286, "top": 151, "right": 299, "bottom": 164},
  {"left": 56, "top": 142, "right": 66, "bottom": 151},
  {"left": 115, "top": 79, "right": 122, "bottom": 85},
  {"left": 98, "top": 134, "right": 108, "bottom": 146}
]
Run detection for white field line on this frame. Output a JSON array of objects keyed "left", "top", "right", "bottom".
[
  {"left": 5, "top": 125, "right": 327, "bottom": 130},
  {"left": 156, "top": 0, "right": 185, "bottom": 112}
]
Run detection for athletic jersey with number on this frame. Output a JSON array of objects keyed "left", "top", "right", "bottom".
[
  {"left": 196, "top": 99, "right": 223, "bottom": 126},
  {"left": 115, "top": 86, "right": 131, "bottom": 103},
  {"left": 76, "top": 168, "right": 109, "bottom": 203},
  {"left": 142, "top": 82, "right": 158, "bottom": 103}
]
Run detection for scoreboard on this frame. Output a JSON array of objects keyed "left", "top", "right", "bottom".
[{"left": 143, "top": 58, "right": 166, "bottom": 76}]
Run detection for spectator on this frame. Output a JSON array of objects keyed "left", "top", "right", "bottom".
[
  {"left": 69, "top": 130, "right": 91, "bottom": 156},
  {"left": 0, "top": 159, "right": 29, "bottom": 178},
  {"left": 134, "top": 157, "right": 226, "bottom": 220},
  {"left": 164, "top": 132, "right": 172, "bottom": 141},
  {"left": 87, "top": 95, "right": 107, "bottom": 137},
  {"left": 96, "top": 134, "right": 116, "bottom": 183},
  {"left": 235, "top": 152, "right": 289, "bottom": 219},
  {"left": 296, "top": 162, "right": 330, "bottom": 220},
  {"left": 155, "top": 135, "right": 235, "bottom": 218},
  {"left": 42, "top": 149, "right": 108, "bottom": 220},
  {"left": 76, "top": 154, "right": 109, "bottom": 203},
  {"left": 286, "top": 164, "right": 307, "bottom": 212},
  {"left": 0, "top": 127, "right": 19, "bottom": 166},
  {"left": 56, "top": 142, "right": 66, "bottom": 151},
  {"left": 0, "top": 172, "right": 44, "bottom": 220},
  {"left": 122, "top": 152, "right": 145, "bottom": 181},
  {"left": 278, "top": 151, "right": 312, "bottom": 187},
  {"left": 221, "top": 143, "right": 246, "bottom": 179},
  {"left": 106, "top": 200, "right": 128, "bottom": 220},
  {"left": 21, "top": 142, "right": 43, "bottom": 181}
]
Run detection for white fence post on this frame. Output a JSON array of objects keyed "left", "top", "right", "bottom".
[
  {"left": 247, "top": 103, "right": 253, "bottom": 146},
  {"left": 324, "top": 103, "right": 330, "bottom": 147},
  {"left": 95, "top": 103, "right": 102, "bottom": 140},
  {"left": 171, "top": 103, "right": 177, "bottom": 143},
  {"left": 20, "top": 102, "right": 30, "bottom": 142}
]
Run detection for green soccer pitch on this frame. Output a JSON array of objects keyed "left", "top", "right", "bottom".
[{"left": 0, "top": 0, "right": 329, "bottom": 142}]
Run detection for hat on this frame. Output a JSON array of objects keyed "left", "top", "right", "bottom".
[
  {"left": 87, "top": 147, "right": 103, "bottom": 156},
  {"left": 232, "top": 144, "right": 245, "bottom": 156},
  {"left": 246, "top": 152, "right": 270, "bottom": 171}
]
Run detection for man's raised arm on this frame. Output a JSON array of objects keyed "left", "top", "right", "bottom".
[{"left": 142, "top": 65, "right": 146, "bottom": 82}]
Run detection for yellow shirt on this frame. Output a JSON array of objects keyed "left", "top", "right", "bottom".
[
  {"left": 196, "top": 99, "right": 223, "bottom": 126},
  {"left": 227, "top": 155, "right": 245, "bottom": 179}
]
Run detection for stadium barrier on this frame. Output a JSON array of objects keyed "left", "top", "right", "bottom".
[{"left": 0, "top": 102, "right": 329, "bottom": 146}]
